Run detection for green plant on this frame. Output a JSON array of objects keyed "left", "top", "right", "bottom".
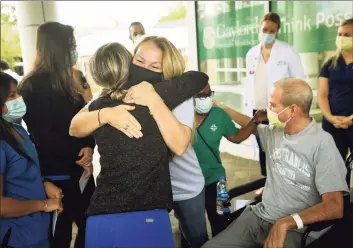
[{"left": 1, "top": 4, "right": 22, "bottom": 69}]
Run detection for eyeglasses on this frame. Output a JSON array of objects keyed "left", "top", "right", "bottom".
[{"left": 195, "top": 91, "right": 214, "bottom": 99}]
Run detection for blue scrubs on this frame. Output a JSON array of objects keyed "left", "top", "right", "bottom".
[
  {"left": 320, "top": 56, "right": 353, "bottom": 184},
  {"left": 0, "top": 124, "right": 50, "bottom": 248},
  {"left": 86, "top": 210, "right": 174, "bottom": 248}
]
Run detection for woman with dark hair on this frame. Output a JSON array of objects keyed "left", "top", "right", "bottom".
[
  {"left": 0, "top": 72, "right": 63, "bottom": 248},
  {"left": 19, "top": 22, "right": 95, "bottom": 248}
]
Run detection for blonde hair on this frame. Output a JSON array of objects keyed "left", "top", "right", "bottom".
[
  {"left": 134, "top": 36, "right": 190, "bottom": 158},
  {"left": 134, "top": 36, "right": 185, "bottom": 80},
  {"left": 329, "top": 18, "right": 353, "bottom": 69},
  {"left": 89, "top": 42, "right": 132, "bottom": 100}
]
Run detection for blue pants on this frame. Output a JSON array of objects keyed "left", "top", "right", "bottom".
[
  {"left": 174, "top": 188, "right": 209, "bottom": 248},
  {"left": 85, "top": 210, "right": 174, "bottom": 248}
]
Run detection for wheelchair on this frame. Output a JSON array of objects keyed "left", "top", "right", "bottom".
[{"left": 222, "top": 152, "right": 353, "bottom": 248}]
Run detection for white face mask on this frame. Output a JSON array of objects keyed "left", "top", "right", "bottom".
[
  {"left": 3, "top": 96, "right": 27, "bottom": 123},
  {"left": 195, "top": 97, "right": 213, "bottom": 114}
]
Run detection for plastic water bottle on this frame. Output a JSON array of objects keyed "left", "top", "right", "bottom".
[{"left": 216, "top": 176, "right": 230, "bottom": 215}]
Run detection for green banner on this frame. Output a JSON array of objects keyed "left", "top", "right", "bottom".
[
  {"left": 197, "top": 4, "right": 266, "bottom": 60},
  {"left": 197, "top": 1, "right": 353, "bottom": 60},
  {"left": 272, "top": 1, "right": 353, "bottom": 53}
]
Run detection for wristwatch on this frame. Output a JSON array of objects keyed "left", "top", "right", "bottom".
[{"left": 251, "top": 116, "right": 260, "bottom": 125}]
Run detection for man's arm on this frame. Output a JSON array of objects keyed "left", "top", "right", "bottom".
[
  {"left": 268, "top": 134, "right": 348, "bottom": 238},
  {"left": 265, "top": 191, "right": 345, "bottom": 248},
  {"left": 279, "top": 191, "right": 344, "bottom": 231}
]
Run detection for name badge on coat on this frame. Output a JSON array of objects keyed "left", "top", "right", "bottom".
[
  {"left": 277, "top": 60, "right": 287, "bottom": 66},
  {"left": 249, "top": 56, "right": 259, "bottom": 75}
]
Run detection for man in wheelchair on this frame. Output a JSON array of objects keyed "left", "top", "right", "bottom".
[{"left": 202, "top": 78, "right": 349, "bottom": 248}]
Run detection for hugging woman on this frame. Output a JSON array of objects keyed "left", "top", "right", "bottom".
[{"left": 76, "top": 41, "right": 208, "bottom": 248}]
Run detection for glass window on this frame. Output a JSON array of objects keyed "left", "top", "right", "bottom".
[
  {"left": 272, "top": 1, "right": 353, "bottom": 114},
  {"left": 196, "top": 0, "right": 352, "bottom": 116},
  {"left": 196, "top": 1, "right": 267, "bottom": 111}
]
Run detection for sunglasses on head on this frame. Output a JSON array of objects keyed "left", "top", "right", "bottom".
[{"left": 195, "top": 91, "right": 214, "bottom": 99}]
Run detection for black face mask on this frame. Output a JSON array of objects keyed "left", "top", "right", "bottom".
[{"left": 125, "top": 63, "right": 163, "bottom": 89}]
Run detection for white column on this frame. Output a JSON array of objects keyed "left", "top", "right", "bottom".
[
  {"left": 186, "top": 1, "right": 199, "bottom": 71},
  {"left": 16, "top": 1, "right": 58, "bottom": 73}
]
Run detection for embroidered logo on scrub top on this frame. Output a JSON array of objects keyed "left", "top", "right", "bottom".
[{"left": 210, "top": 124, "right": 218, "bottom": 132}]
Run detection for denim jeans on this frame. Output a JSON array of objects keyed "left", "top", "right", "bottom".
[{"left": 173, "top": 188, "right": 209, "bottom": 248}]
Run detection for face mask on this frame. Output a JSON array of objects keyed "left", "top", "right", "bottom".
[
  {"left": 3, "top": 96, "right": 27, "bottom": 123},
  {"left": 132, "top": 34, "right": 143, "bottom": 45},
  {"left": 70, "top": 49, "right": 78, "bottom": 66},
  {"left": 260, "top": 32, "right": 276, "bottom": 45},
  {"left": 267, "top": 106, "right": 292, "bottom": 128},
  {"left": 195, "top": 97, "right": 213, "bottom": 114},
  {"left": 127, "top": 63, "right": 163, "bottom": 89},
  {"left": 69, "top": 49, "right": 78, "bottom": 67},
  {"left": 335, "top": 36, "right": 353, "bottom": 51}
]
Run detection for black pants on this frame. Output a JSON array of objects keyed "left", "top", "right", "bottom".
[
  {"left": 253, "top": 109, "right": 268, "bottom": 176},
  {"left": 323, "top": 121, "right": 353, "bottom": 187},
  {"left": 50, "top": 176, "right": 95, "bottom": 248},
  {"left": 205, "top": 182, "right": 228, "bottom": 237}
]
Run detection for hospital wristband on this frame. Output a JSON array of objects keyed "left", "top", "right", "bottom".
[{"left": 291, "top": 213, "right": 304, "bottom": 229}]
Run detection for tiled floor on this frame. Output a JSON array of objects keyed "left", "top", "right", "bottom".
[{"left": 70, "top": 152, "right": 262, "bottom": 247}]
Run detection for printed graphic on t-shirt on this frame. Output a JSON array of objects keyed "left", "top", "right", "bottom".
[
  {"left": 210, "top": 124, "right": 218, "bottom": 132},
  {"left": 270, "top": 147, "right": 312, "bottom": 192}
]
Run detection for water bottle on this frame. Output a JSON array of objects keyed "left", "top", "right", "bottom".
[{"left": 216, "top": 176, "right": 230, "bottom": 215}]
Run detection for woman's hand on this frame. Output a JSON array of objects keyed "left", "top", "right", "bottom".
[
  {"left": 76, "top": 147, "right": 93, "bottom": 167},
  {"left": 334, "top": 115, "right": 353, "bottom": 129},
  {"left": 100, "top": 105, "right": 143, "bottom": 139},
  {"left": 123, "top": 81, "right": 162, "bottom": 108},
  {"left": 327, "top": 115, "right": 346, "bottom": 126},
  {"left": 44, "top": 198, "right": 63, "bottom": 213},
  {"left": 44, "top": 182, "right": 62, "bottom": 199},
  {"left": 82, "top": 164, "right": 93, "bottom": 179}
]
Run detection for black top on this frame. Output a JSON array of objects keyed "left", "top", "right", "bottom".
[
  {"left": 20, "top": 73, "right": 95, "bottom": 178},
  {"left": 87, "top": 71, "right": 209, "bottom": 216},
  {"left": 78, "top": 70, "right": 90, "bottom": 90},
  {"left": 320, "top": 56, "right": 353, "bottom": 117}
]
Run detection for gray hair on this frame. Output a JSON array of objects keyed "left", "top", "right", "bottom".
[
  {"left": 274, "top": 78, "right": 313, "bottom": 116},
  {"left": 89, "top": 42, "right": 132, "bottom": 100}
]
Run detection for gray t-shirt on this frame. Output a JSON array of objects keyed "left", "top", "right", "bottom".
[
  {"left": 170, "top": 98, "right": 205, "bottom": 201},
  {"left": 252, "top": 118, "right": 349, "bottom": 223}
]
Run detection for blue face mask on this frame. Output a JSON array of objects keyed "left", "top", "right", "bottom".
[
  {"left": 3, "top": 96, "right": 27, "bottom": 123},
  {"left": 70, "top": 49, "right": 79, "bottom": 66},
  {"left": 260, "top": 32, "right": 276, "bottom": 45},
  {"left": 195, "top": 97, "right": 213, "bottom": 114}
]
